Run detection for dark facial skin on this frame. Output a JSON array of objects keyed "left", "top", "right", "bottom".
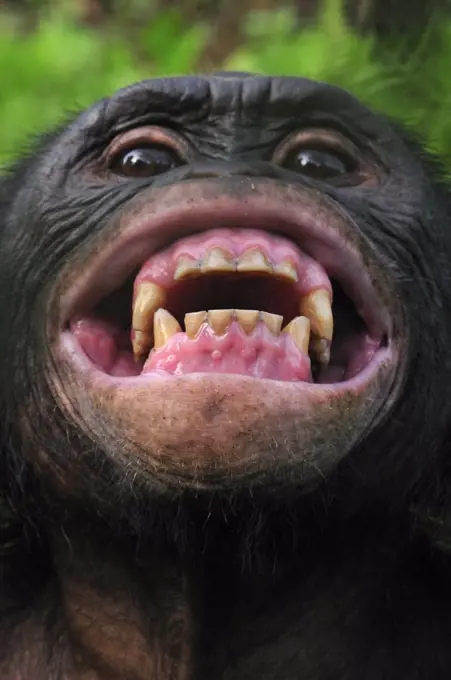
[{"left": 1, "top": 73, "right": 451, "bottom": 679}]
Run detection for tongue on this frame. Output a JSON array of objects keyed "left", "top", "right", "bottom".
[
  {"left": 143, "top": 323, "right": 311, "bottom": 381},
  {"left": 72, "top": 318, "right": 140, "bottom": 377}
]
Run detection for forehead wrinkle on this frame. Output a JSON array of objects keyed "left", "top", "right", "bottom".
[
  {"left": 204, "top": 76, "right": 292, "bottom": 156},
  {"left": 89, "top": 76, "right": 343, "bottom": 134},
  {"left": 194, "top": 76, "right": 380, "bottom": 156},
  {"left": 81, "top": 76, "right": 382, "bottom": 143},
  {"left": 103, "top": 77, "right": 213, "bottom": 130},
  {"left": 37, "top": 75, "right": 397, "bottom": 173},
  {"left": 206, "top": 76, "right": 393, "bottom": 146}
]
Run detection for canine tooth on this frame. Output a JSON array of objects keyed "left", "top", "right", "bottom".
[
  {"left": 185, "top": 311, "right": 208, "bottom": 338},
  {"left": 300, "top": 289, "right": 333, "bottom": 341},
  {"left": 235, "top": 309, "right": 259, "bottom": 334},
  {"left": 260, "top": 312, "right": 283, "bottom": 335},
  {"left": 153, "top": 309, "right": 182, "bottom": 349},
  {"left": 274, "top": 260, "right": 298, "bottom": 282},
  {"left": 283, "top": 316, "right": 310, "bottom": 354},
  {"left": 201, "top": 248, "right": 235, "bottom": 274},
  {"left": 208, "top": 309, "right": 234, "bottom": 335},
  {"left": 174, "top": 256, "right": 201, "bottom": 281},
  {"left": 310, "top": 336, "right": 331, "bottom": 365},
  {"left": 133, "top": 330, "right": 153, "bottom": 359},
  {"left": 237, "top": 248, "right": 272, "bottom": 274},
  {"left": 132, "top": 282, "right": 166, "bottom": 331},
  {"left": 132, "top": 282, "right": 166, "bottom": 356}
]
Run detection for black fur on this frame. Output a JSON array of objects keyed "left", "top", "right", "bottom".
[{"left": 1, "top": 74, "right": 451, "bottom": 678}]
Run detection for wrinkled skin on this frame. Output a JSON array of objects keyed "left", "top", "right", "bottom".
[{"left": 1, "top": 73, "right": 451, "bottom": 679}]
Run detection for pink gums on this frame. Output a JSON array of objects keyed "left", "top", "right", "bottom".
[
  {"left": 72, "top": 319, "right": 140, "bottom": 377},
  {"left": 143, "top": 322, "right": 311, "bottom": 381},
  {"left": 71, "top": 319, "right": 311, "bottom": 381},
  {"left": 133, "top": 228, "right": 332, "bottom": 296},
  {"left": 70, "top": 229, "right": 331, "bottom": 381}
]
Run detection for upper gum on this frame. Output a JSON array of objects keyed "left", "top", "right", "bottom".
[
  {"left": 177, "top": 246, "right": 272, "bottom": 264},
  {"left": 133, "top": 227, "right": 333, "bottom": 298},
  {"left": 171, "top": 228, "right": 298, "bottom": 264}
]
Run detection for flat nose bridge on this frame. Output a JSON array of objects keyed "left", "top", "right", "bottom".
[{"left": 177, "top": 160, "right": 286, "bottom": 181}]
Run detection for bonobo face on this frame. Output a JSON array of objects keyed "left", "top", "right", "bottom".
[{"left": 1, "top": 74, "right": 448, "bottom": 502}]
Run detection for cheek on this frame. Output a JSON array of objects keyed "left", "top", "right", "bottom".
[{"left": 43, "top": 359, "right": 397, "bottom": 492}]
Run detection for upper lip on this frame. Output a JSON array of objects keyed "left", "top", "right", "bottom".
[{"left": 58, "top": 182, "right": 391, "bottom": 342}]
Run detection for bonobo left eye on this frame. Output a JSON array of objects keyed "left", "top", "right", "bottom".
[
  {"left": 283, "top": 148, "right": 355, "bottom": 180},
  {"left": 110, "top": 145, "right": 182, "bottom": 178},
  {"left": 273, "top": 129, "right": 361, "bottom": 183},
  {"left": 106, "top": 126, "right": 189, "bottom": 179}
]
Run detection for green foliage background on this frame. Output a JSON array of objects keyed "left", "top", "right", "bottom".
[{"left": 1, "top": 0, "right": 451, "bottom": 163}]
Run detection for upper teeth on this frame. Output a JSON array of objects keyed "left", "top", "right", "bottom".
[
  {"left": 174, "top": 247, "right": 297, "bottom": 283},
  {"left": 131, "top": 245, "right": 333, "bottom": 362},
  {"left": 201, "top": 248, "right": 236, "bottom": 274},
  {"left": 131, "top": 281, "right": 166, "bottom": 357},
  {"left": 236, "top": 248, "right": 272, "bottom": 274}
]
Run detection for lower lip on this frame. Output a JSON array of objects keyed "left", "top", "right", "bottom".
[{"left": 60, "top": 329, "right": 394, "bottom": 396}]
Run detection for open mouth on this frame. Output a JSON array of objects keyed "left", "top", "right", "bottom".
[{"left": 63, "top": 215, "right": 389, "bottom": 385}]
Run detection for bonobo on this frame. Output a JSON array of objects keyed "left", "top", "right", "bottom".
[{"left": 1, "top": 72, "right": 451, "bottom": 679}]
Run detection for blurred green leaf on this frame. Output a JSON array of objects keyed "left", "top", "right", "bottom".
[
  {"left": 139, "top": 10, "right": 207, "bottom": 74},
  {"left": 2, "top": 0, "right": 451, "bottom": 167}
]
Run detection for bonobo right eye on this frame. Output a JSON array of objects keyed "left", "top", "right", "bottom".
[
  {"left": 110, "top": 146, "right": 182, "bottom": 178},
  {"left": 107, "top": 126, "right": 188, "bottom": 178}
]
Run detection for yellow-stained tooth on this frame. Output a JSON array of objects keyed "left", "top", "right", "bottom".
[
  {"left": 185, "top": 311, "right": 208, "bottom": 338},
  {"left": 283, "top": 316, "right": 310, "bottom": 354},
  {"left": 274, "top": 260, "right": 298, "bottom": 283},
  {"left": 260, "top": 311, "right": 283, "bottom": 335},
  {"left": 174, "top": 256, "right": 201, "bottom": 281},
  {"left": 201, "top": 248, "right": 235, "bottom": 274},
  {"left": 235, "top": 309, "right": 259, "bottom": 334},
  {"left": 133, "top": 330, "right": 153, "bottom": 359},
  {"left": 132, "top": 282, "right": 166, "bottom": 356},
  {"left": 132, "top": 282, "right": 166, "bottom": 331},
  {"left": 237, "top": 248, "right": 272, "bottom": 274},
  {"left": 300, "top": 289, "right": 333, "bottom": 341},
  {"left": 153, "top": 309, "right": 182, "bottom": 349},
  {"left": 208, "top": 309, "right": 234, "bottom": 335}
]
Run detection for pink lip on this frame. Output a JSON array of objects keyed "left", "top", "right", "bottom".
[
  {"left": 57, "top": 183, "right": 395, "bottom": 390},
  {"left": 59, "top": 188, "right": 390, "bottom": 339},
  {"left": 60, "top": 328, "right": 394, "bottom": 396}
]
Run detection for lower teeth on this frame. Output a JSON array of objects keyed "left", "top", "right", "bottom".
[{"left": 133, "top": 308, "right": 320, "bottom": 361}]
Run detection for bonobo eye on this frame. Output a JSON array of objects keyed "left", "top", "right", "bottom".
[
  {"left": 283, "top": 148, "right": 355, "bottom": 180},
  {"left": 106, "top": 126, "right": 189, "bottom": 178},
  {"left": 273, "top": 129, "right": 360, "bottom": 183},
  {"left": 110, "top": 145, "right": 181, "bottom": 178}
]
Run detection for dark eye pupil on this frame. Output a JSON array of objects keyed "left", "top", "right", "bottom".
[
  {"left": 289, "top": 149, "right": 351, "bottom": 180},
  {"left": 113, "top": 146, "right": 178, "bottom": 178}
]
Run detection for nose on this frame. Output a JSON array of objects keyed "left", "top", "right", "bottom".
[{"left": 174, "top": 160, "right": 288, "bottom": 182}]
